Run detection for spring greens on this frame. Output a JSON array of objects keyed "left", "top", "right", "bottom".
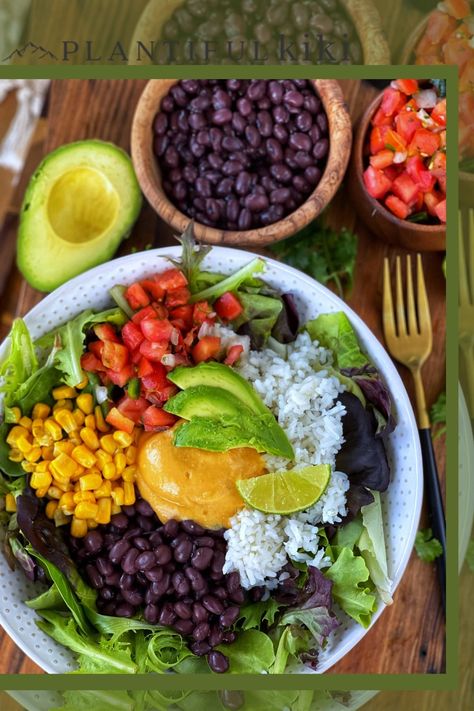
[{"left": 415, "top": 528, "right": 443, "bottom": 563}]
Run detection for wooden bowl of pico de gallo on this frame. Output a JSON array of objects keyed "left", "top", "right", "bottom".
[{"left": 348, "top": 79, "right": 447, "bottom": 252}]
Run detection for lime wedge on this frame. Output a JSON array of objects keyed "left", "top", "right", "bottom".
[{"left": 237, "top": 464, "right": 331, "bottom": 515}]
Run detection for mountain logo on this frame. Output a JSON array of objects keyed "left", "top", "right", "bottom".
[{"left": 2, "top": 42, "right": 58, "bottom": 62}]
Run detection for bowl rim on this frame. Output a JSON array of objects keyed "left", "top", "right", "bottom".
[
  {"left": 353, "top": 89, "right": 445, "bottom": 233},
  {"left": 131, "top": 78, "right": 353, "bottom": 246},
  {"left": 0, "top": 245, "right": 423, "bottom": 675}
]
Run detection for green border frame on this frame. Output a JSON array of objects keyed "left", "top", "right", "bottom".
[{"left": 0, "top": 63, "right": 457, "bottom": 693}]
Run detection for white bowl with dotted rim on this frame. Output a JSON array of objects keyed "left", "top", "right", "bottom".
[{"left": 0, "top": 247, "right": 423, "bottom": 674}]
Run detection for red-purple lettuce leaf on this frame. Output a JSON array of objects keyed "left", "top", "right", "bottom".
[{"left": 340, "top": 365, "right": 396, "bottom": 437}]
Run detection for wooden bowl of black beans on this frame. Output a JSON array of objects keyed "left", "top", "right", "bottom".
[{"left": 131, "top": 78, "right": 352, "bottom": 246}]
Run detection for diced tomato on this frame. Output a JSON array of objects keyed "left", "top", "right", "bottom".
[
  {"left": 130, "top": 348, "right": 142, "bottom": 365},
  {"left": 137, "top": 357, "right": 154, "bottom": 378},
  {"left": 132, "top": 305, "right": 159, "bottom": 325},
  {"left": 434, "top": 199, "right": 446, "bottom": 223},
  {"left": 142, "top": 406, "right": 178, "bottom": 431},
  {"left": 122, "top": 321, "right": 144, "bottom": 352},
  {"left": 363, "top": 165, "right": 393, "bottom": 200},
  {"left": 93, "top": 323, "right": 120, "bottom": 342},
  {"left": 139, "top": 340, "right": 168, "bottom": 363},
  {"left": 431, "top": 98, "right": 446, "bottom": 127},
  {"left": 406, "top": 155, "right": 436, "bottom": 192},
  {"left": 370, "top": 126, "right": 390, "bottom": 154},
  {"left": 224, "top": 344, "right": 244, "bottom": 366},
  {"left": 394, "top": 79, "right": 419, "bottom": 95},
  {"left": 383, "top": 164, "right": 403, "bottom": 181},
  {"left": 165, "top": 287, "right": 191, "bottom": 309},
  {"left": 170, "top": 305, "right": 193, "bottom": 329},
  {"left": 385, "top": 195, "right": 410, "bottom": 220},
  {"left": 384, "top": 129, "right": 406, "bottom": 153},
  {"left": 413, "top": 191, "right": 424, "bottom": 212},
  {"left": 106, "top": 407, "right": 135, "bottom": 434},
  {"left": 214, "top": 292, "right": 244, "bottom": 321},
  {"left": 140, "top": 279, "right": 165, "bottom": 301},
  {"left": 392, "top": 172, "right": 419, "bottom": 206},
  {"left": 125, "top": 282, "right": 150, "bottom": 310},
  {"left": 154, "top": 268, "right": 188, "bottom": 291},
  {"left": 430, "top": 151, "right": 446, "bottom": 176},
  {"left": 444, "top": 0, "right": 470, "bottom": 20},
  {"left": 395, "top": 111, "right": 422, "bottom": 143},
  {"left": 117, "top": 395, "right": 149, "bottom": 423},
  {"left": 381, "top": 88, "right": 405, "bottom": 116},
  {"left": 105, "top": 364, "right": 135, "bottom": 388},
  {"left": 140, "top": 318, "right": 174, "bottom": 343},
  {"left": 88, "top": 341, "right": 104, "bottom": 359},
  {"left": 424, "top": 190, "right": 442, "bottom": 216},
  {"left": 409, "top": 129, "right": 440, "bottom": 157},
  {"left": 371, "top": 106, "right": 393, "bottom": 127},
  {"left": 192, "top": 336, "right": 221, "bottom": 363},
  {"left": 425, "top": 10, "right": 457, "bottom": 45},
  {"left": 81, "top": 352, "right": 103, "bottom": 372},
  {"left": 438, "top": 174, "right": 447, "bottom": 194},
  {"left": 193, "top": 301, "right": 213, "bottom": 325},
  {"left": 101, "top": 341, "right": 129, "bottom": 371},
  {"left": 369, "top": 149, "right": 394, "bottom": 170}
]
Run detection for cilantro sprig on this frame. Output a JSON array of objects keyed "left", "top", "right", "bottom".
[{"left": 415, "top": 528, "right": 443, "bottom": 563}]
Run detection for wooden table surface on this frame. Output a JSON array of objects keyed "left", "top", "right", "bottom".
[{"left": 0, "top": 75, "right": 446, "bottom": 677}]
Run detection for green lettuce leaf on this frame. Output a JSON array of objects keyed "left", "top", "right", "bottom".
[
  {"left": 216, "top": 630, "right": 275, "bottom": 673},
  {"left": 306, "top": 312, "right": 369, "bottom": 370},
  {"left": 271, "top": 625, "right": 313, "bottom": 674},
  {"left": 146, "top": 629, "right": 194, "bottom": 672},
  {"left": 232, "top": 292, "right": 283, "bottom": 350},
  {"left": 0, "top": 319, "right": 38, "bottom": 399},
  {"left": 359, "top": 492, "right": 392, "bottom": 604},
  {"left": 325, "top": 547, "right": 377, "bottom": 628},
  {"left": 415, "top": 528, "right": 443, "bottom": 563},
  {"left": 237, "top": 599, "right": 281, "bottom": 630},
  {"left": 190, "top": 258, "right": 266, "bottom": 303},
  {"left": 25, "top": 584, "right": 66, "bottom": 611},
  {"left": 54, "top": 690, "right": 134, "bottom": 711},
  {"left": 279, "top": 607, "right": 339, "bottom": 648}
]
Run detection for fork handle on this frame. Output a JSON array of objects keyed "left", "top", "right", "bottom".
[{"left": 419, "top": 428, "right": 446, "bottom": 615}]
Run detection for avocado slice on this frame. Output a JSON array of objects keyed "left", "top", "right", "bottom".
[
  {"left": 17, "top": 140, "right": 142, "bottom": 292},
  {"left": 164, "top": 385, "right": 250, "bottom": 419},
  {"left": 168, "top": 362, "right": 268, "bottom": 415}
]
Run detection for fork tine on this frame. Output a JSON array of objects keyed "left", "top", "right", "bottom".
[
  {"left": 382, "top": 258, "right": 396, "bottom": 342},
  {"left": 406, "top": 255, "right": 418, "bottom": 335},
  {"left": 395, "top": 256, "right": 407, "bottom": 337},
  {"left": 459, "top": 209, "right": 470, "bottom": 305},
  {"left": 468, "top": 209, "right": 474, "bottom": 304},
  {"left": 416, "top": 254, "right": 432, "bottom": 344}
]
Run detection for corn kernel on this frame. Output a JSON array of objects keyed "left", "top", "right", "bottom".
[
  {"left": 103, "top": 462, "right": 118, "bottom": 480},
  {"left": 84, "top": 414, "right": 96, "bottom": 430},
  {"left": 8, "top": 449, "right": 23, "bottom": 462},
  {"left": 70, "top": 465, "right": 85, "bottom": 482},
  {"left": 111, "top": 503, "right": 121, "bottom": 515},
  {"left": 6, "top": 426, "right": 29, "bottom": 446},
  {"left": 55, "top": 508, "right": 70, "bottom": 526},
  {"left": 87, "top": 520, "right": 99, "bottom": 529},
  {"left": 69, "top": 434, "right": 82, "bottom": 447},
  {"left": 44, "top": 419, "right": 63, "bottom": 441},
  {"left": 79, "top": 472, "right": 103, "bottom": 491},
  {"left": 32, "top": 421, "right": 45, "bottom": 440},
  {"left": 71, "top": 444, "right": 97, "bottom": 468},
  {"left": 41, "top": 445, "right": 55, "bottom": 461},
  {"left": 24, "top": 446, "right": 42, "bottom": 463},
  {"left": 113, "top": 430, "right": 133, "bottom": 448},
  {"left": 36, "top": 431, "right": 53, "bottom": 447},
  {"left": 32, "top": 403, "right": 51, "bottom": 420},
  {"left": 95, "top": 450, "right": 112, "bottom": 470},
  {"left": 19, "top": 416, "right": 32, "bottom": 430},
  {"left": 50, "top": 452, "right": 77, "bottom": 480},
  {"left": 75, "top": 501, "right": 99, "bottom": 520},
  {"left": 53, "top": 399, "right": 74, "bottom": 412},
  {"left": 73, "top": 490, "right": 96, "bottom": 504},
  {"left": 123, "top": 481, "right": 135, "bottom": 506},
  {"left": 94, "top": 480, "right": 112, "bottom": 498},
  {"left": 47, "top": 486, "right": 63, "bottom": 500},
  {"left": 52, "top": 478, "right": 72, "bottom": 493},
  {"left": 76, "top": 376, "right": 89, "bottom": 390},
  {"left": 45, "top": 500, "right": 58, "bottom": 519},
  {"left": 53, "top": 385, "right": 77, "bottom": 400},
  {"left": 54, "top": 409, "right": 78, "bottom": 434},
  {"left": 36, "top": 460, "right": 50, "bottom": 473},
  {"left": 76, "top": 393, "right": 94, "bottom": 415},
  {"left": 97, "top": 497, "right": 112, "bottom": 524},
  {"left": 8, "top": 407, "right": 21, "bottom": 423},
  {"left": 111, "top": 486, "right": 124, "bottom": 506},
  {"left": 95, "top": 406, "right": 109, "bottom": 433},
  {"left": 122, "top": 465, "right": 136, "bottom": 483},
  {"left": 71, "top": 517, "right": 88, "bottom": 537},
  {"left": 125, "top": 446, "right": 137, "bottom": 465},
  {"left": 100, "top": 434, "right": 117, "bottom": 455},
  {"left": 17, "top": 435, "right": 32, "bottom": 454},
  {"left": 59, "top": 491, "right": 75, "bottom": 512},
  {"left": 21, "top": 462, "right": 36, "bottom": 473},
  {"left": 72, "top": 409, "right": 86, "bottom": 427},
  {"left": 74, "top": 482, "right": 81, "bottom": 492},
  {"left": 80, "top": 427, "right": 100, "bottom": 451},
  {"left": 114, "top": 452, "right": 126, "bottom": 473},
  {"left": 30, "top": 470, "right": 52, "bottom": 489},
  {"left": 53, "top": 441, "right": 74, "bottom": 457},
  {"left": 5, "top": 493, "right": 16, "bottom": 512}
]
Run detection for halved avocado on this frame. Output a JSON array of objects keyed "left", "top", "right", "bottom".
[
  {"left": 17, "top": 140, "right": 142, "bottom": 292},
  {"left": 164, "top": 385, "right": 250, "bottom": 420}
]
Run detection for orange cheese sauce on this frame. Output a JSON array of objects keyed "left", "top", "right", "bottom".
[{"left": 136, "top": 425, "right": 265, "bottom": 529}]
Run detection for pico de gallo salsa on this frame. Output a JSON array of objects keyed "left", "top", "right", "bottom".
[{"left": 363, "top": 79, "right": 447, "bottom": 224}]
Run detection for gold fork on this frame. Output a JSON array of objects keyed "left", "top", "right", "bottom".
[
  {"left": 459, "top": 208, "right": 474, "bottom": 419},
  {"left": 383, "top": 254, "right": 446, "bottom": 613}
]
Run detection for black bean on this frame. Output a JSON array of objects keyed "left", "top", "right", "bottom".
[
  {"left": 153, "top": 113, "right": 168, "bottom": 136},
  {"left": 171, "top": 85, "right": 188, "bottom": 107},
  {"left": 99, "top": 586, "right": 115, "bottom": 601},
  {"left": 193, "top": 621, "right": 211, "bottom": 642},
  {"left": 192, "top": 602, "right": 208, "bottom": 624},
  {"left": 122, "top": 589, "right": 143, "bottom": 606},
  {"left": 86, "top": 564, "right": 103, "bottom": 589},
  {"left": 270, "top": 163, "right": 292, "bottom": 183},
  {"left": 144, "top": 603, "right": 159, "bottom": 624},
  {"left": 119, "top": 572, "right": 134, "bottom": 590},
  {"left": 237, "top": 97, "right": 252, "bottom": 117},
  {"left": 205, "top": 198, "right": 221, "bottom": 223},
  {"left": 151, "top": 544, "right": 170, "bottom": 566},
  {"left": 284, "top": 90, "right": 304, "bottom": 109},
  {"left": 219, "top": 606, "right": 240, "bottom": 628},
  {"left": 245, "top": 124, "right": 261, "bottom": 148},
  {"left": 304, "top": 93, "right": 321, "bottom": 115},
  {"left": 208, "top": 152, "right": 224, "bottom": 170},
  {"left": 175, "top": 601, "right": 193, "bottom": 619},
  {"left": 294, "top": 151, "right": 313, "bottom": 169},
  {"left": 268, "top": 80, "right": 283, "bottom": 105},
  {"left": 232, "top": 112, "right": 246, "bottom": 134},
  {"left": 245, "top": 193, "right": 269, "bottom": 212},
  {"left": 214, "top": 586, "right": 228, "bottom": 600},
  {"left": 195, "top": 536, "right": 215, "bottom": 548},
  {"left": 191, "top": 641, "right": 212, "bottom": 657},
  {"left": 202, "top": 595, "right": 224, "bottom": 615},
  {"left": 159, "top": 603, "right": 176, "bottom": 626},
  {"left": 174, "top": 618, "right": 194, "bottom": 635},
  {"left": 238, "top": 208, "right": 252, "bottom": 230},
  {"left": 185, "top": 567, "right": 206, "bottom": 591},
  {"left": 222, "top": 136, "right": 244, "bottom": 152},
  {"left": 181, "top": 79, "right": 199, "bottom": 94},
  {"left": 173, "top": 539, "right": 193, "bottom": 564},
  {"left": 222, "top": 160, "right": 243, "bottom": 177},
  {"left": 221, "top": 630, "right": 237, "bottom": 644},
  {"left": 96, "top": 557, "right": 114, "bottom": 577},
  {"left": 313, "top": 138, "right": 329, "bottom": 160},
  {"left": 212, "top": 108, "right": 232, "bottom": 125},
  {"left": 105, "top": 571, "right": 120, "bottom": 587},
  {"left": 270, "top": 187, "right": 291, "bottom": 205},
  {"left": 110, "top": 513, "right": 128, "bottom": 530},
  {"left": 135, "top": 551, "right": 156, "bottom": 571},
  {"left": 304, "top": 165, "right": 322, "bottom": 185},
  {"left": 249, "top": 586, "right": 265, "bottom": 602},
  {"left": 123, "top": 527, "right": 141, "bottom": 540},
  {"left": 296, "top": 111, "right": 312, "bottom": 133},
  {"left": 230, "top": 589, "right": 245, "bottom": 605},
  {"left": 226, "top": 197, "right": 240, "bottom": 223},
  {"left": 266, "top": 137, "right": 283, "bottom": 163},
  {"left": 84, "top": 530, "right": 103, "bottom": 554},
  {"left": 256, "top": 111, "right": 273, "bottom": 137},
  {"left": 207, "top": 650, "right": 229, "bottom": 673},
  {"left": 162, "top": 519, "right": 179, "bottom": 538},
  {"left": 208, "top": 625, "right": 224, "bottom": 648},
  {"left": 145, "top": 566, "right": 163, "bottom": 583},
  {"left": 213, "top": 89, "right": 232, "bottom": 110},
  {"left": 172, "top": 571, "right": 191, "bottom": 597},
  {"left": 225, "top": 572, "right": 241, "bottom": 594},
  {"left": 133, "top": 536, "right": 151, "bottom": 552},
  {"left": 121, "top": 548, "right": 139, "bottom": 575},
  {"left": 273, "top": 124, "right": 288, "bottom": 144},
  {"left": 196, "top": 130, "right": 211, "bottom": 147},
  {"left": 317, "top": 112, "right": 329, "bottom": 134},
  {"left": 148, "top": 531, "right": 163, "bottom": 548},
  {"left": 211, "top": 551, "right": 225, "bottom": 574},
  {"left": 247, "top": 80, "right": 266, "bottom": 101},
  {"left": 161, "top": 95, "right": 174, "bottom": 113},
  {"left": 115, "top": 603, "right": 135, "bottom": 618},
  {"left": 289, "top": 132, "right": 312, "bottom": 152},
  {"left": 150, "top": 575, "right": 170, "bottom": 598},
  {"left": 209, "top": 128, "right": 223, "bottom": 151}
]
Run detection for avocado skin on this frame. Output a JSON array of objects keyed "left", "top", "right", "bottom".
[
  {"left": 164, "top": 385, "right": 249, "bottom": 419},
  {"left": 168, "top": 362, "right": 268, "bottom": 415}
]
